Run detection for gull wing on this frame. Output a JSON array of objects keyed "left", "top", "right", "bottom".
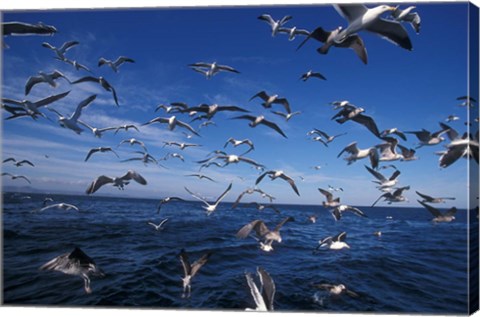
[
  {"left": 189, "top": 62, "right": 212, "bottom": 68},
  {"left": 17, "top": 159, "right": 34, "bottom": 166},
  {"left": 250, "top": 91, "right": 269, "bottom": 102},
  {"left": 184, "top": 186, "right": 208, "bottom": 204},
  {"left": 258, "top": 14, "right": 274, "bottom": 26},
  {"left": 444, "top": 207, "right": 457, "bottom": 217},
  {"left": 217, "top": 64, "right": 240, "bottom": 73},
  {"left": 439, "top": 122, "right": 459, "bottom": 141},
  {"left": 86, "top": 175, "right": 114, "bottom": 194},
  {"left": 255, "top": 170, "right": 274, "bottom": 185},
  {"left": 218, "top": 105, "right": 249, "bottom": 113},
  {"left": 190, "top": 252, "right": 211, "bottom": 278},
  {"left": 179, "top": 249, "right": 191, "bottom": 276},
  {"left": 334, "top": 4, "right": 368, "bottom": 23},
  {"left": 313, "top": 283, "right": 335, "bottom": 290},
  {"left": 114, "top": 56, "right": 135, "bottom": 65},
  {"left": 3, "top": 22, "right": 57, "bottom": 35},
  {"left": 337, "top": 142, "right": 359, "bottom": 157},
  {"left": 176, "top": 119, "right": 200, "bottom": 136},
  {"left": 35, "top": 90, "right": 71, "bottom": 108},
  {"left": 245, "top": 272, "right": 267, "bottom": 311},
  {"left": 70, "top": 95, "right": 96, "bottom": 121},
  {"left": 393, "top": 186, "right": 410, "bottom": 196},
  {"left": 259, "top": 118, "right": 288, "bottom": 138},
  {"left": 371, "top": 193, "right": 387, "bottom": 207},
  {"left": 272, "top": 98, "right": 291, "bottom": 113},
  {"left": 273, "top": 216, "right": 294, "bottom": 232},
  {"left": 318, "top": 188, "right": 334, "bottom": 201},
  {"left": 415, "top": 191, "right": 434, "bottom": 202},
  {"left": 418, "top": 200, "right": 442, "bottom": 217},
  {"left": 334, "top": 231, "right": 347, "bottom": 242},
  {"left": 72, "top": 76, "right": 99, "bottom": 84},
  {"left": 257, "top": 267, "right": 275, "bottom": 311},
  {"left": 365, "top": 165, "right": 387, "bottom": 182},
  {"left": 337, "top": 34, "right": 368, "bottom": 65},
  {"left": 84, "top": 148, "right": 100, "bottom": 161},
  {"left": 25, "top": 76, "right": 43, "bottom": 95},
  {"left": 236, "top": 220, "right": 267, "bottom": 239},
  {"left": 238, "top": 156, "right": 264, "bottom": 168},
  {"left": 39, "top": 203, "right": 62, "bottom": 212},
  {"left": 346, "top": 206, "right": 368, "bottom": 218},
  {"left": 439, "top": 146, "right": 465, "bottom": 168},
  {"left": 366, "top": 18, "right": 412, "bottom": 51},
  {"left": 59, "top": 41, "right": 79, "bottom": 53},
  {"left": 214, "top": 183, "right": 233, "bottom": 205},
  {"left": 389, "top": 170, "right": 401, "bottom": 181},
  {"left": 121, "top": 170, "right": 147, "bottom": 185},
  {"left": 279, "top": 173, "right": 300, "bottom": 196},
  {"left": 351, "top": 114, "right": 380, "bottom": 137}
]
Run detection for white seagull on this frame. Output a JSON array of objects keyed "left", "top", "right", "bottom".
[
  {"left": 365, "top": 165, "right": 401, "bottom": 189},
  {"left": 315, "top": 232, "right": 350, "bottom": 251},
  {"left": 337, "top": 141, "right": 379, "bottom": 169},
  {"left": 278, "top": 26, "right": 310, "bottom": 40},
  {"left": 84, "top": 147, "right": 119, "bottom": 162},
  {"left": 233, "top": 115, "right": 287, "bottom": 138},
  {"left": 189, "top": 62, "right": 239, "bottom": 79},
  {"left": 256, "top": 170, "right": 300, "bottom": 196},
  {"left": 418, "top": 200, "right": 457, "bottom": 223},
  {"left": 98, "top": 56, "right": 135, "bottom": 72},
  {"left": 25, "top": 70, "right": 70, "bottom": 95},
  {"left": 331, "top": 204, "right": 368, "bottom": 221},
  {"left": 47, "top": 95, "right": 97, "bottom": 134},
  {"left": 250, "top": 91, "right": 291, "bottom": 113},
  {"left": 142, "top": 115, "right": 200, "bottom": 136},
  {"left": 86, "top": 170, "right": 147, "bottom": 194},
  {"left": 147, "top": 218, "right": 169, "bottom": 231},
  {"left": 258, "top": 14, "right": 292, "bottom": 36},
  {"left": 391, "top": 5, "right": 421, "bottom": 34},
  {"left": 38, "top": 202, "right": 79, "bottom": 212},
  {"left": 245, "top": 267, "right": 275, "bottom": 311},
  {"left": 42, "top": 40, "right": 79, "bottom": 60},
  {"left": 184, "top": 183, "right": 232, "bottom": 215},
  {"left": 179, "top": 249, "right": 212, "bottom": 298}
]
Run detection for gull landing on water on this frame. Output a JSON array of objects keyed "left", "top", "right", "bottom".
[
  {"left": 315, "top": 232, "right": 350, "bottom": 252},
  {"left": 179, "top": 249, "right": 212, "bottom": 298},
  {"left": 245, "top": 267, "right": 275, "bottom": 311},
  {"left": 184, "top": 183, "right": 232, "bottom": 215},
  {"left": 313, "top": 283, "right": 359, "bottom": 298}
]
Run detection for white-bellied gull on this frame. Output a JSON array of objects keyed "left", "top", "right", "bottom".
[
  {"left": 147, "top": 218, "right": 169, "bottom": 231},
  {"left": 86, "top": 170, "right": 147, "bottom": 194},
  {"left": 236, "top": 216, "right": 294, "bottom": 252},
  {"left": 256, "top": 170, "right": 300, "bottom": 196},
  {"left": 98, "top": 56, "right": 135, "bottom": 72},
  {"left": 417, "top": 200, "right": 457, "bottom": 223},
  {"left": 258, "top": 14, "right": 292, "bottom": 37},
  {"left": 189, "top": 62, "right": 239, "bottom": 79},
  {"left": 184, "top": 183, "right": 232, "bottom": 215},
  {"left": 25, "top": 70, "right": 70, "bottom": 95},
  {"left": 245, "top": 267, "right": 275, "bottom": 311},
  {"left": 47, "top": 95, "right": 97, "bottom": 134},
  {"left": 233, "top": 115, "right": 287, "bottom": 138},
  {"left": 315, "top": 231, "right": 350, "bottom": 251},
  {"left": 179, "top": 249, "right": 212, "bottom": 298}
]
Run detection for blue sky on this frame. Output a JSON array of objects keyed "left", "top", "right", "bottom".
[{"left": 1, "top": 1, "right": 477, "bottom": 208}]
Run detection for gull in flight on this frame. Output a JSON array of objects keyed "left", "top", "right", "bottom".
[
  {"left": 189, "top": 62, "right": 239, "bottom": 79},
  {"left": 198, "top": 153, "right": 265, "bottom": 169},
  {"left": 243, "top": 202, "right": 281, "bottom": 214},
  {"left": 417, "top": 200, "right": 457, "bottom": 223},
  {"left": 415, "top": 191, "right": 456, "bottom": 204},
  {"left": 77, "top": 121, "right": 117, "bottom": 138},
  {"left": 436, "top": 126, "right": 479, "bottom": 168},
  {"left": 181, "top": 103, "right": 249, "bottom": 120},
  {"left": 328, "top": 185, "right": 344, "bottom": 192},
  {"left": 312, "top": 283, "right": 359, "bottom": 298},
  {"left": 113, "top": 124, "right": 140, "bottom": 134},
  {"left": 380, "top": 128, "right": 407, "bottom": 141},
  {"left": 309, "top": 129, "right": 347, "bottom": 146},
  {"left": 365, "top": 165, "right": 401, "bottom": 190},
  {"left": 157, "top": 197, "right": 185, "bottom": 213},
  {"left": 300, "top": 70, "right": 326, "bottom": 81},
  {"left": 245, "top": 267, "right": 275, "bottom": 311},
  {"left": 315, "top": 231, "right": 350, "bottom": 251},
  {"left": 232, "top": 187, "right": 274, "bottom": 208},
  {"left": 3, "top": 157, "right": 35, "bottom": 167},
  {"left": 271, "top": 110, "right": 302, "bottom": 122},
  {"left": 3, "top": 90, "right": 70, "bottom": 119},
  {"left": 142, "top": 115, "right": 200, "bottom": 136},
  {"left": 233, "top": 115, "right": 287, "bottom": 138},
  {"left": 163, "top": 141, "right": 201, "bottom": 150},
  {"left": 236, "top": 216, "right": 295, "bottom": 252},
  {"left": 47, "top": 95, "right": 97, "bottom": 134},
  {"left": 318, "top": 188, "right": 341, "bottom": 208},
  {"left": 42, "top": 40, "right": 79, "bottom": 60},
  {"left": 39, "top": 247, "right": 105, "bottom": 294},
  {"left": 98, "top": 56, "right": 135, "bottom": 72},
  {"left": 179, "top": 249, "right": 212, "bottom": 298},
  {"left": 331, "top": 204, "right": 368, "bottom": 221},
  {"left": 121, "top": 151, "right": 158, "bottom": 166},
  {"left": 25, "top": 70, "right": 70, "bottom": 95},
  {"left": 256, "top": 170, "right": 300, "bottom": 196},
  {"left": 72, "top": 76, "right": 119, "bottom": 106},
  {"left": 2, "top": 172, "right": 31, "bottom": 184},
  {"left": 337, "top": 141, "right": 379, "bottom": 169},
  {"left": 84, "top": 147, "right": 119, "bottom": 162},
  {"left": 333, "top": 4, "right": 412, "bottom": 50},
  {"left": 457, "top": 96, "right": 477, "bottom": 107},
  {"left": 405, "top": 124, "right": 450, "bottom": 148},
  {"left": 38, "top": 202, "right": 79, "bottom": 212},
  {"left": 332, "top": 105, "right": 380, "bottom": 137},
  {"left": 258, "top": 14, "right": 292, "bottom": 37},
  {"left": 297, "top": 26, "right": 368, "bottom": 64},
  {"left": 86, "top": 170, "right": 147, "bottom": 194},
  {"left": 250, "top": 91, "right": 291, "bottom": 113},
  {"left": 3, "top": 21, "right": 57, "bottom": 36},
  {"left": 445, "top": 115, "right": 460, "bottom": 123},
  {"left": 224, "top": 138, "right": 255, "bottom": 155},
  {"left": 278, "top": 26, "right": 310, "bottom": 40},
  {"left": 161, "top": 152, "right": 185, "bottom": 162},
  {"left": 184, "top": 183, "right": 232, "bottom": 215},
  {"left": 147, "top": 218, "right": 169, "bottom": 231},
  {"left": 118, "top": 138, "right": 148, "bottom": 152},
  {"left": 391, "top": 5, "right": 421, "bottom": 34},
  {"left": 371, "top": 186, "right": 410, "bottom": 207},
  {"left": 185, "top": 173, "right": 216, "bottom": 182},
  {"left": 57, "top": 58, "right": 91, "bottom": 72}
]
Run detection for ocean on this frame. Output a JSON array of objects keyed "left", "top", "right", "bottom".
[{"left": 2, "top": 192, "right": 476, "bottom": 313}]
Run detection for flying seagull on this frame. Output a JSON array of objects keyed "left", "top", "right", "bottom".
[
  {"left": 278, "top": 26, "right": 310, "bottom": 41},
  {"left": 380, "top": 128, "right": 407, "bottom": 141},
  {"left": 157, "top": 197, "right": 185, "bottom": 213},
  {"left": 142, "top": 115, "right": 200, "bottom": 136},
  {"left": 25, "top": 70, "right": 70, "bottom": 95},
  {"left": 189, "top": 62, "right": 239, "bottom": 79},
  {"left": 236, "top": 216, "right": 295, "bottom": 252},
  {"left": 179, "top": 249, "right": 212, "bottom": 298},
  {"left": 331, "top": 204, "right": 368, "bottom": 221},
  {"left": 3, "top": 158, "right": 35, "bottom": 167},
  {"left": 256, "top": 170, "right": 300, "bottom": 196},
  {"left": 39, "top": 247, "right": 105, "bottom": 294},
  {"left": 318, "top": 188, "right": 341, "bottom": 208},
  {"left": 405, "top": 125, "right": 450, "bottom": 148},
  {"left": 271, "top": 110, "right": 302, "bottom": 122},
  {"left": 77, "top": 121, "right": 117, "bottom": 138},
  {"left": 57, "top": 58, "right": 91, "bottom": 72},
  {"left": 118, "top": 138, "right": 148, "bottom": 152},
  {"left": 182, "top": 103, "right": 249, "bottom": 120},
  {"left": 71, "top": 76, "right": 119, "bottom": 106},
  {"left": 337, "top": 141, "right": 379, "bottom": 169},
  {"left": 300, "top": 70, "right": 327, "bottom": 81},
  {"left": 86, "top": 170, "right": 147, "bottom": 194},
  {"left": 184, "top": 183, "right": 232, "bottom": 215},
  {"left": 147, "top": 218, "right": 169, "bottom": 231},
  {"left": 250, "top": 91, "right": 291, "bottom": 113},
  {"left": 38, "top": 203, "right": 80, "bottom": 212},
  {"left": 415, "top": 191, "right": 456, "bottom": 204},
  {"left": 3, "top": 21, "right": 57, "bottom": 36},
  {"left": 98, "top": 56, "right": 135, "bottom": 72},
  {"left": 42, "top": 40, "right": 79, "bottom": 60},
  {"left": 2, "top": 90, "right": 70, "bottom": 119},
  {"left": 233, "top": 115, "right": 287, "bottom": 138},
  {"left": 47, "top": 94, "right": 97, "bottom": 134},
  {"left": 232, "top": 188, "right": 274, "bottom": 208},
  {"left": 245, "top": 267, "right": 275, "bottom": 311},
  {"left": 333, "top": 4, "right": 412, "bottom": 50},
  {"left": 258, "top": 14, "right": 292, "bottom": 37},
  {"left": 185, "top": 173, "right": 216, "bottom": 182},
  {"left": 84, "top": 147, "right": 119, "bottom": 162},
  {"left": 309, "top": 129, "right": 347, "bottom": 146},
  {"left": 224, "top": 138, "right": 255, "bottom": 155},
  {"left": 417, "top": 200, "right": 457, "bottom": 223},
  {"left": 2, "top": 172, "right": 31, "bottom": 184},
  {"left": 365, "top": 165, "right": 401, "bottom": 189},
  {"left": 391, "top": 5, "right": 421, "bottom": 34},
  {"left": 371, "top": 186, "right": 410, "bottom": 207}
]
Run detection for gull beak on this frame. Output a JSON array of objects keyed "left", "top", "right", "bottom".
[{"left": 389, "top": 6, "right": 397, "bottom": 11}]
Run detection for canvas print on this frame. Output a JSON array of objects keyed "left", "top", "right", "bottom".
[{"left": 1, "top": 1, "right": 479, "bottom": 314}]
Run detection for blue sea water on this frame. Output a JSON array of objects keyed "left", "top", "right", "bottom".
[{"left": 1, "top": 192, "right": 476, "bottom": 313}]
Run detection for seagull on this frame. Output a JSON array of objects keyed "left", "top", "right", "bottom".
[
  {"left": 328, "top": 185, "right": 344, "bottom": 192},
  {"left": 375, "top": 137, "right": 406, "bottom": 161},
  {"left": 56, "top": 58, "right": 91, "bottom": 72},
  {"left": 405, "top": 124, "right": 450, "bottom": 148},
  {"left": 457, "top": 96, "right": 477, "bottom": 107},
  {"left": 77, "top": 121, "right": 117, "bottom": 138},
  {"left": 331, "top": 204, "right": 368, "bottom": 221},
  {"left": 243, "top": 202, "right": 281, "bottom": 214},
  {"left": 98, "top": 56, "right": 135, "bottom": 72},
  {"left": 113, "top": 124, "right": 140, "bottom": 134},
  {"left": 258, "top": 14, "right": 292, "bottom": 37},
  {"left": 42, "top": 40, "right": 79, "bottom": 60},
  {"left": 118, "top": 138, "right": 148, "bottom": 152},
  {"left": 250, "top": 91, "right": 291, "bottom": 113},
  {"left": 365, "top": 165, "right": 401, "bottom": 189},
  {"left": 38, "top": 203, "right": 79, "bottom": 212},
  {"left": 236, "top": 216, "right": 294, "bottom": 252},
  {"left": 161, "top": 152, "right": 185, "bottom": 162},
  {"left": 308, "top": 215, "right": 317, "bottom": 223},
  {"left": 184, "top": 183, "right": 232, "bottom": 215},
  {"left": 371, "top": 186, "right": 410, "bottom": 207},
  {"left": 224, "top": 138, "right": 255, "bottom": 155},
  {"left": 185, "top": 173, "right": 216, "bottom": 182},
  {"left": 157, "top": 197, "right": 185, "bottom": 213},
  {"left": 337, "top": 142, "right": 379, "bottom": 169},
  {"left": 299, "top": 70, "right": 327, "bottom": 81},
  {"left": 84, "top": 147, "right": 119, "bottom": 162},
  {"left": 232, "top": 188, "right": 275, "bottom": 208},
  {"left": 438, "top": 132, "right": 479, "bottom": 167},
  {"left": 155, "top": 103, "right": 188, "bottom": 114},
  {"left": 179, "top": 249, "right": 212, "bottom": 298},
  {"left": 71, "top": 76, "right": 119, "bottom": 106},
  {"left": 147, "top": 218, "right": 169, "bottom": 231},
  {"left": 3, "top": 158, "right": 35, "bottom": 167},
  {"left": 121, "top": 151, "right": 158, "bottom": 166},
  {"left": 278, "top": 26, "right": 310, "bottom": 40},
  {"left": 312, "top": 283, "right": 359, "bottom": 298},
  {"left": 189, "top": 62, "right": 239, "bottom": 79},
  {"left": 86, "top": 170, "right": 147, "bottom": 194},
  {"left": 198, "top": 153, "right": 264, "bottom": 169},
  {"left": 416, "top": 191, "right": 456, "bottom": 203},
  {"left": 232, "top": 115, "right": 287, "bottom": 138},
  {"left": 333, "top": 4, "right": 412, "bottom": 50},
  {"left": 39, "top": 247, "right": 105, "bottom": 294},
  {"left": 318, "top": 188, "right": 341, "bottom": 208},
  {"left": 256, "top": 170, "right": 300, "bottom": 196},
  {"left": 142, "top": 115, "right": 200, "bottom": 136},
  {"left": 2, "top": 90, "right": 70, "bottom": 118},
  {"left": 297, "top": 26, "right": 368, "bottom": 64},
  {"left": 271, "top": 110, "right": 302, "bottom": 122},
  {"left": 25, "top": 70, "right": 70, "bottom": 95},
  {"left": 181, "top": 103, "right": 249, "bottom": 119},
  {"left": 315, "top": 232, "right": 350, "bottom": 251},
  {"left": 417, "top": 200, "right": 457, "bottom": 223},
  {"left": 445, "top": 115, "right": 460, "bottom": 123},
  {"left": 47, "top": 95, "right": 97, "bottom": 134},
  {"left": 3, "top": 21, "right": 57, "bottom": 36},
  {"left": 163, "top": 141, "right": 201, "bottom": 150},
  {"left": 199, "top": 161, "right": 225, "bottom": 171},
  {"left": 391, "top": 5, "right": 421, "bottom": 34},
  {"left": 245, "top": 267, "right": 275, "bottom": 311},
  {"left": 309, "top": 129, "right": 347, "bottom": 145},
  {"left": 380, "top": 128, "right": 407, "bottom": 141},
  {"left": 333, "top": 106, "right": 380, "bottom": 137},
  {"left": 2, "top": 172, "right": 31, "bottom": 184}
]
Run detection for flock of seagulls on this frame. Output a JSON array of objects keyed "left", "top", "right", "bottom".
[{"left": 1, "top": 2, "right": 478, "bottom": 311}]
